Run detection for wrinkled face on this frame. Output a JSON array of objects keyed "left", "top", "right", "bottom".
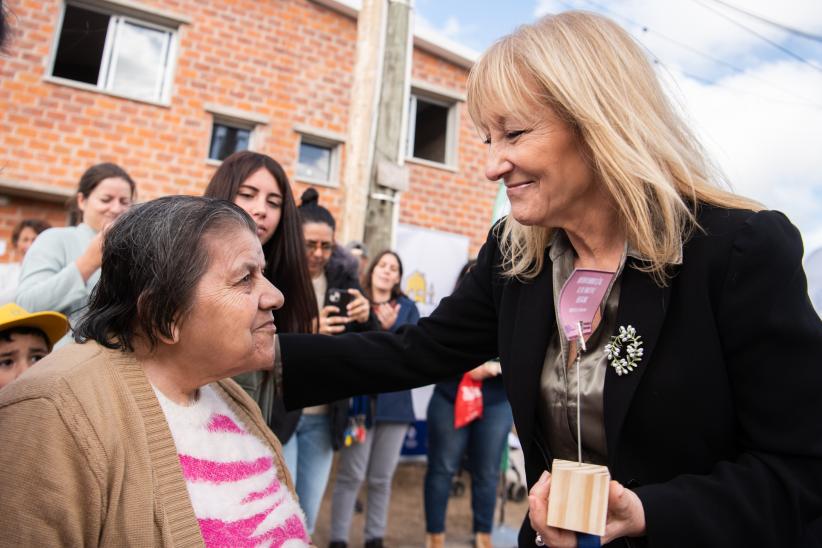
[
  {"left": 233, "top": 168, "right": 283, "bottom": 245},
  {"left": 15, "top": 227, "right": 39, "bottom": 257},
  {"left": 175, "top": 228, "right": 284, "bottom": 378},
  {"left": 483, "top": 105, "right": 596, "bottom": 229},
  {"left": 77, "top": 177, "right": 133, "bottom": 232},
  {"left": 0, "top": 332, "right": 49, "bottom": 389},
  {"left": 371, "top": 253, "right": 401, "bottom": 294},
  {"left": 303, "top": 222, "right": 334, "bottom": 278}
]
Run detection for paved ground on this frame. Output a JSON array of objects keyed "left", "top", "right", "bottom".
[{"left": 311, "top": 456, "right": 529, "bottom": 547}]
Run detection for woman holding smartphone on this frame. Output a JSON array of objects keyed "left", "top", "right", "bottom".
[
  {"left": 328, "top": 250, "right": 420, "bottom": 548},
  {"left": 294, "top": 187, "right": 375, "bottom": 533}
]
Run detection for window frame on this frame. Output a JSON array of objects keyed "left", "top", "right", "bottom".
[
  {"left": 46, "top": 0, "right": 184, "bottom": 106},
  {"left": 101, "top": 16, "right": 175, "bottom": 101},
  {"left": 206, "top": 120, "right": 254, "bottom": 163},
  {"left": 405, "top": 88, "right": 459, "bottom": 169},
  {"left": 204, "top": 106, "right": 269, "bottom": 165},
  {"left": 294, "top": 127, "right": 344, "bottom": 188}
]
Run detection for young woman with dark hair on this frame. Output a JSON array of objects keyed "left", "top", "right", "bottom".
[
  {"left": 204, "top": 151, "right": 316, "bottom": 335},
  {"left": 328, "top": 249, "right": 420, "bottom": 548},
  {"left": 17, "top": 162, "right": 135, "bottom": 346}
]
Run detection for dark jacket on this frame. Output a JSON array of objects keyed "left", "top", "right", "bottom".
[
  {"left": 281, "top": 205, "right": 822, "bottom": 547},
  {"left": 270, "top": 251, "right": 377, "bottom": 449}
]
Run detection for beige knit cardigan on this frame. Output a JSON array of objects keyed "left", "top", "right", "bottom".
[{"left": 0, "top": 341, "right": 306, "bottom": 547}]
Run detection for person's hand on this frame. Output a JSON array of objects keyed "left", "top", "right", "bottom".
[
  {"left": 528, "top": 470, "right": 646, "bottom": 547},
  {"left": 601, "top": 478, "right": 646, "bottom": 544},
  {"left": 75, "top": 229, "right": 106, "bottom": 282},
  {"left": 529, "top": 471, "right": 576, "bottom": 548},
  {"left": 318, "top": 305, "right": 348, "bottom": 335},
  {"left": 374, "top": 302, "right": 400, "bottom": 331},
  {"left": 469, "top": 361, "right": 502, "bottom": 381},
  {"left": 346, "top": 288, "right": 370, "bottom": 324}
]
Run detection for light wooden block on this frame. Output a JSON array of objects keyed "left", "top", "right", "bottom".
[{"left": 546, "top": 459, "right": 610, "bottom": 536}]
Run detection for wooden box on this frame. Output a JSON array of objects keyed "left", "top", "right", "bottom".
[{"left": 546, "top": 459, "right": 610, "bottom": 536}]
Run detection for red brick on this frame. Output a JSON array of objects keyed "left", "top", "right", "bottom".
[{"left": 0, "top": 0, "right": 494, "bottom": 256}]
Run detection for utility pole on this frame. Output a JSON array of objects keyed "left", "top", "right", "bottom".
[
  {"left": 362, "top": 0, "right": 412, "bottom": 255},
  {"left": 338, "top": 0, "right": 387, "bottom": 247},
  {"left": 339, "top": 0, "right": 412, "bottom": 254}
]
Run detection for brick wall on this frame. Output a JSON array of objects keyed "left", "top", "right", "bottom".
[
  {"left": 402, "top": 48, "right": 496, "bottom": 255},
  {"left": 0, "top": 0, "right": 494, "bottom": 262}
]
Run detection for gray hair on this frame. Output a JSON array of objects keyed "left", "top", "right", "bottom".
[{"left": 75, "top": 195, "right": 256, "bottom": 351}]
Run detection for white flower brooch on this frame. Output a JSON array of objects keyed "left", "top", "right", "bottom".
[{"left": 605, "top": 325, "right": 644, "bottom": 376}]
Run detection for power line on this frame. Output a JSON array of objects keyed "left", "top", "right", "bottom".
[
  {"left": 640, "top": 23, "right": 822, "bottom": 107},
  {"left": 569, "top": 0, "right": 822, "bottom": 109},
  {"left": 692, "top": 0, "right": 822, "bottom": 75},
  {"left": 659, "top": 61, "right": 822, "bottom": 111},
  {"left": 707, "top": 0, "right": 822, "bottom": 44}
]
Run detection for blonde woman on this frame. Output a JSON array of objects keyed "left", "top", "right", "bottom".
[{"left": 277, "top": 11, "right": 822, "bottom": 547}]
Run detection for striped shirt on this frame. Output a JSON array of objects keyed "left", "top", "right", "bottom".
[{"left": 155, "top": 383, "right": 310, "bottom": 547}]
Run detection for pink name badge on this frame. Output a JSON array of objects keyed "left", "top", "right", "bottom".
[{"left": 557, "top": 269, "right": 615, "bottom": 340}]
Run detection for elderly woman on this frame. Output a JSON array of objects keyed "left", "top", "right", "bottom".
[
  {"left": 275, "top": 11, "right": 822, "bottom": 548},
  {"left": 0, "top": 196, "right": 312, "bottom": 547}
]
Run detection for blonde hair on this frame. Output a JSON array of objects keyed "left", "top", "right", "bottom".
[{"left": 467, "top": 11, "right": 761, "bottom": 284}]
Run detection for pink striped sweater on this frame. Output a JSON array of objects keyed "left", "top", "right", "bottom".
[{"left": 155, "top": 384, "right": 310, "bottom": 547}]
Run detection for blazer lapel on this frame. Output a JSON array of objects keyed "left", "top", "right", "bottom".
[
  {"left": 604, "top": 260, "right": 671, "bottom": 461},
  {"left": 507, "top": 253, "right": 555, "bottom": 457}
]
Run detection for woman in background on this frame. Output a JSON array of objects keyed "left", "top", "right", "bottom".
[
  {"left": 328, "top": 250, "right": 419, "bottom": 548},
  {"left": 294, "top": 187, "right": 375, "bottom": 535},
  {"left": 423, "top": 260, "right": 512, "bottom": 548},
  {"left": 0, "top": 219, "right": 51, "bottom": 305},
  {"left": 17, "top": 163, "right": 135, "bottom": 345}
]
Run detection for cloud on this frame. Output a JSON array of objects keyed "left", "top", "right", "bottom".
[
  {"left": 534, "top": 0, "right": 822, "bottom": 77},
  {"left": 413, "top": 12, "right": 483, "bottom": 55},
  {"left": 415, "top": 12, "right": 479, "bottom": 44},
  {"left": 664, "top": 58, "right": 822, "bottom": 248}
]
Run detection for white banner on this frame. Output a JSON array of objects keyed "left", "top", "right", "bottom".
[
  {"left": 396, "top": 223, "right": 469, "bottom": 319},
  {"left": 395, "top": 224, "right": 469, "bottom": 429}
]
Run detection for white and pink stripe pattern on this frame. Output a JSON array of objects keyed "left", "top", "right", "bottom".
[{"left": 155, "top": 384, "right": 310, "bottom": 548}]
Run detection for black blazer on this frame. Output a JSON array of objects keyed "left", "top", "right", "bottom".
[{"left": 281, "top": 205, "right": 822, "bottom": 547}]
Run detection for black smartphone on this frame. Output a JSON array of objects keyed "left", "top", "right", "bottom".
[{"left": 326, "top": 288, "right": 353, "bottom": 316}]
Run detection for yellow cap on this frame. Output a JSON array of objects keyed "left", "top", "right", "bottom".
[{"left": 0, "top": 303, "right": 69, "bottom": 347}]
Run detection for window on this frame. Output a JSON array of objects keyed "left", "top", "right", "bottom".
[
  {"left": 208, "top": 122, "right": 251, "bottom": 162},
  {"left": 295, "top": 132, "right": 342, "bottom": 187},
  {"left": 50, "top": 3, "right": 178, "bottom": 103},
  {"left": 204, "top": 106, "right": 268, "bottom": 163},
  {"left": 297, "top": 142, "right": 333, "bottom": 182},
  {"left": 407, "top": 93, "right": 457, "bottom": 166}
]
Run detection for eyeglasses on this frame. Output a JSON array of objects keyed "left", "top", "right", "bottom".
[{"left": 305, "top": 240, "right": 333, "bottom": 253}]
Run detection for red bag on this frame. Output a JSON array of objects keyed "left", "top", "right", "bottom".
[{"left": 454, "top": 372, "right": 483, "bottom": 429}]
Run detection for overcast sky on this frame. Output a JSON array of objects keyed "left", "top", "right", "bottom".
[{"left": 413, "top": 0, "right": 822, "bottom": 257}]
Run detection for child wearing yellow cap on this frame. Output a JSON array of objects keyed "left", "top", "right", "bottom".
[{"left": 0, "top": 303, "right": 68, "bottom": 389}]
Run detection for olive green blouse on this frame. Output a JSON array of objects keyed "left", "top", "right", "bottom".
[{"left": 537, "top": 230, "right": 627, "bottom": 466}]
